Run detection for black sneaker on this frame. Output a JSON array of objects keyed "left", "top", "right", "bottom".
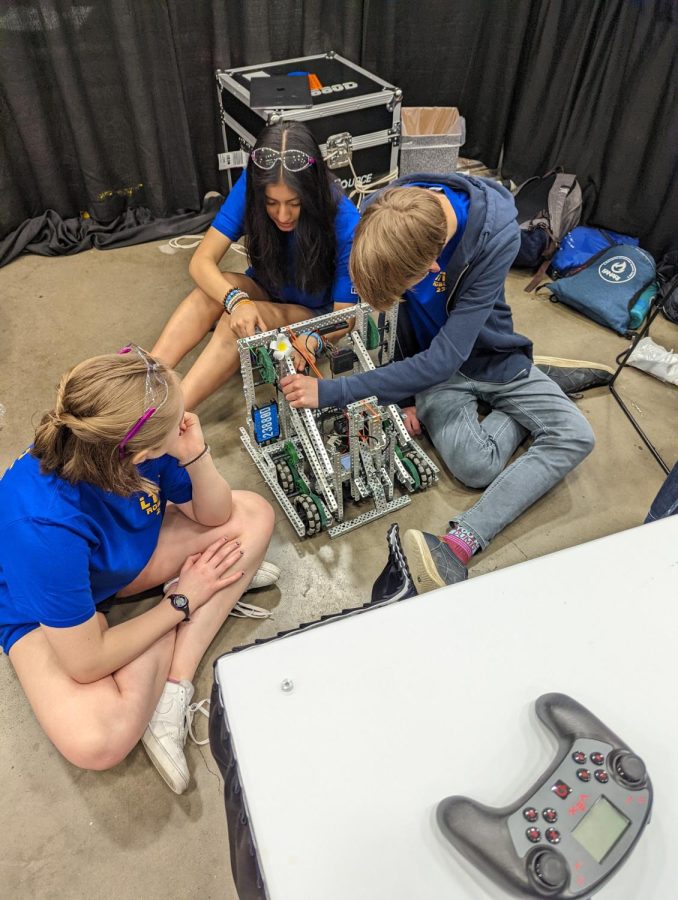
[
  {"left": 371, "top": 523, "right": 417, "bottom": 603},
  {"left": 534, "top": 356, "right": 614, "bottom": 395},
  {"left": 401, "top": 529, "right": 468, "bottom": 594}
]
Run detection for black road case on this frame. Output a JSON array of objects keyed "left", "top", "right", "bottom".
[{"left": 216, "top": 51, "right": 401, "bottom": 198}]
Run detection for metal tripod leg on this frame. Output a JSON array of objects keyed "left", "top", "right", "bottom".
[{"left": 608, "top": 298, "right": 670, "bottom": 475}]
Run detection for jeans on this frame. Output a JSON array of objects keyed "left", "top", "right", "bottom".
[
  {"left": 416, "top": 365, "right": 595, "bottom": 548},
  {"left": 645, "top": 461, "right": 678, "bottom": 522}
]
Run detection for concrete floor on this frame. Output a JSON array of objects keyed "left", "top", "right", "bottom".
[{"left": 1, "top": 240, "right": 676, "bottom": 899}]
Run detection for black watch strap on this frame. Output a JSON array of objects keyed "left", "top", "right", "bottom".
[{"left": 168, "top": 592, "right": 190, "bottom": 621}]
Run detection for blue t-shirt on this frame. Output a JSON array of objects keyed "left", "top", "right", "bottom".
[
  {"left": 404, "top": 184, "right": 470, "bottom": 350},
  {"left": 211, "top": 171, "right": 359, "bottom": 309},
  {"left": 0, "top": 451, "right": 192, "bottom": 654}
]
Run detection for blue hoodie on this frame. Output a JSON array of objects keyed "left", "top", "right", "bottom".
[{"left": 317, "top": 173, "right": 533, "bottom": 408}]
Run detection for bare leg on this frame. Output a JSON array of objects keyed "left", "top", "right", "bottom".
[
  {"left": 9, "top": 619, "right": 176, "bottom": 770},
  {"left": 121, "top": 492, "right": 275, "bottom": 681},
  {"left": 8, "top": 491, "right": 274, "bottom": 771},
  {"left": 179, "top": 296, "right": 319, "bottom": 410},
  {"left": 151, "top": 272, "right": 266, "bottom": 368}
]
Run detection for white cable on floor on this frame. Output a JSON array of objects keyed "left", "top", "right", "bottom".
[{"left": 159, "top": 236, "right": 248, "bottom": 256}]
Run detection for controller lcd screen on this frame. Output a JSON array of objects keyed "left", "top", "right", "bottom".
[{"left": 572, "top": 796, "right": 631, "bottom": 863}]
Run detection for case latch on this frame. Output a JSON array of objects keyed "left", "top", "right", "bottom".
[{"left": 325, "top": 132, "right": 353, "bottom": 169}]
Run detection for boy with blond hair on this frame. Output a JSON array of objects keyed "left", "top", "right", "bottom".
[{"left": 282, "top": 174, "right": 595, "bottom": 592}]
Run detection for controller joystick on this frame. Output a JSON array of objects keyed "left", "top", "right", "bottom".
[
  {"left": 436, "top": 693, "right": 652, "bottom": 898},
  {"left": 530, "top": 850, "right": 568, "bottom": 890},
  {"left": 611, "top": 751, "right": 647, "bottom": 787}
]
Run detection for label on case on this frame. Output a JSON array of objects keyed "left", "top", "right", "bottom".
[{"left": 311, "top": 81, "right": 358, "bottom": 96}]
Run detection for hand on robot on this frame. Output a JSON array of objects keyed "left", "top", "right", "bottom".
[
  {"left": 229, "top": 300, "right": 270, "bottom": 338},
  {"left": 292, "top": 334, "right": 319, "bottom": 372},
  {"left": 280, "top": 373, "right": 320, "bottom": 409},
  {"left": 401, "top": 405, "right": 422, "bottom": 437}
]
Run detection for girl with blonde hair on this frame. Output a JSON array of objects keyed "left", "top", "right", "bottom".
[{"left": 0, "top": 347, "right": 275, "bottom": 794}]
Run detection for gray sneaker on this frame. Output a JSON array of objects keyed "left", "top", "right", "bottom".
[
  {"left": 534, "top": 356, "right": 614, "bottom": 395},
  {"left": 402, "top": 530, "right": 468, "bottom": 594}
]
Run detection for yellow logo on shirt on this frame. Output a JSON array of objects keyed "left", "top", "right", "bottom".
[
  {"left": 433, "top": 272, "right": 447, "bottom": 292},
  {"left": 139, "top": 491, "right": 161, "bottom": 516}
]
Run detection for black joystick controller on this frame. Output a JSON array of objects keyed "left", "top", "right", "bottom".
[
  {"left": 531, "top": 850, "right": 568, "bottom": 890},
  {"left": 437, "top": 693, "right": 652, "bottom": 898},
  {"left": 612, "top": 752, "right": 646, "bottom": 787}
]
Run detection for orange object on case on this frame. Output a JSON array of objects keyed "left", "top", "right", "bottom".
[{"left": 308, "top": 73, "right": 323, "bottom": 91}]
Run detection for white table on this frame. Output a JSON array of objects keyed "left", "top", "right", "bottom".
[{"left": 214, "top": 518, "right": 677, "bottom": 899}]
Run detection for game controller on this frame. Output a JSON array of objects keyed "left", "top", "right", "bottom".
[{"left": 437, "top": 693, "right": 652, "bottom": 898}]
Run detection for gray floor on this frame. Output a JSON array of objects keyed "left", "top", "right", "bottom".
[{"left": 1, "top": 241, "right": 676, "bottom": 899}]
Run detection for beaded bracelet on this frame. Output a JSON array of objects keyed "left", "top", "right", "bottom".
[
  {"left": 229, "top": 297, "right": 253, "bottom": 315},
  {"left": 178, "top": 443, "right": 211, "bottom": 468},
  {"left": 299, "top": 330, "right": 324, "bottom": 354},
  {"left": 223, "top": 288, "right": 250, "bottom": 313}
]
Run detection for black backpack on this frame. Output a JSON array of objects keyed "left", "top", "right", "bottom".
[
  {"left": 658, "top": 250, "right": 678, "bottom": 324},
  {"left": 513, "top": 169, "right": 583, "bottom": 291}
]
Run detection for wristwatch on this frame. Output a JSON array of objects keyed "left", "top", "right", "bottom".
[{"left": 168, "top": 593, "right": 190, "bottom": 621}]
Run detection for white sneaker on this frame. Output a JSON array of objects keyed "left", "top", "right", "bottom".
[
  {"left": 142, "top": 680, "right": 210, "bottom": 794},
  {"left": 163, "top": 559, "right": 280, "bottom": 596},
  {"left": 247, "top": 559, "right": 281, "bottom": 590}
]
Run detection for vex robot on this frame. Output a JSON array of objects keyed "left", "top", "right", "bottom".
[{"left": 237, "top": 302, "right": 438, "bottom": 538}]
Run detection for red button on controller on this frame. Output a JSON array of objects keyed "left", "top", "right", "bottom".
[
  {"left": 552, "top": 780, "right": 572, "bottom": 799},
  {"left": 523, "top": 807, "right": 538, "bottom": 822},
  {"left": 526, "top": 826, "right": 542, "bottom": 843},
  {"left": 546, "top": 827, "right": 561, "bottom": 844}
]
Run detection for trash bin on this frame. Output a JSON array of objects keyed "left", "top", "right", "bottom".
[{"left": 399, "top": 107, "right": 466, "bottom": 177}]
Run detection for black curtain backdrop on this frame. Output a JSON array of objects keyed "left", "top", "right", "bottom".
[{"left": 0, "top": 0, "right": 676, "bottom": 266}]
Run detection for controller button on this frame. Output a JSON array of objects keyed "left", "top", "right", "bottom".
[
  {"left": 590, "top": 751, "right": 605, "bottom": 766},
  {"left": 545, "top": 827, "right": 561, "bottom": 844},
  {"left": 526, "top": 826, "right": 542, "bottom": 843},
  {"left": 542, "top": 808, "right": 558, "bottom": 823},
  {"left": 532, "top": 850, "right": 568, "bottom": 889},
  {"left": 576, "top": 768, "right": 591, "bottom": 782},
  {"left": 572, "top": 750, "right": 587, "bottom": 764},
  {"left": 615, "top": 753, "right": 647, "bottom": 786},
  {"left": 551, "top": 780, "right": 572, "bottom": 799},
  {"left": 523, "top": 807, "right": 539, "bottom": 822},
  {"left": 595, "top": 769, "right": 609, "bottom": 784}
]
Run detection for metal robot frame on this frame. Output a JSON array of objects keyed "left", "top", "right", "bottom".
[{"left": 237, "top": 302, "right": 439, "bottom": 538}]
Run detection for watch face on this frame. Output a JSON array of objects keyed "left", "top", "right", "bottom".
[{"left": 170, "top": 593, "right": 188, "bottom": 611}]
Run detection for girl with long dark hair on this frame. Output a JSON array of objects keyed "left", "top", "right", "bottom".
[{"left": 152, "top": 121, "right": 359, "bottom": 409}]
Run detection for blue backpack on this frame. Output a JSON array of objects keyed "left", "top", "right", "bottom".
[
  {"left": 545, "top": 244, "right": 656, "bottom": 335},
  {"left": 549, "top": 226, "right": 640, "bottom": 279}
]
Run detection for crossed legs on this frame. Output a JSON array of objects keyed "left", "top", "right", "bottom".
[
  {"left": 416, "top": 366, "right": 596, "bottom": 548},
  {"left": 8, "top": 491, "right": 274, "bottom": 771}
]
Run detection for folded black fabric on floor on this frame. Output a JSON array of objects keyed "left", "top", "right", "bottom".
[{"left": 0, "top": 196, "right": 224, "bottom": 268}]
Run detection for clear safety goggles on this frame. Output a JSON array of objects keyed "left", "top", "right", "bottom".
[{"left": 250, "top": 147, "right": 316, "bottom": 172}]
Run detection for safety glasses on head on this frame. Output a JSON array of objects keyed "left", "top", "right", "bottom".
[
  {"left": 116, "top": 344, "right": 169, "bottom": 459},
  {"left": 250, "top": 146, "right": 316, "bottom": 173}
]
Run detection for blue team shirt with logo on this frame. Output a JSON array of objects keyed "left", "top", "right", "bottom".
[
  {"left": 404, "top": 184, "right": 470, "bottom": 350},
  {"left": 211, "top": 170, "right": 359, "bottom": 309},
  {"left": 0, "top": 451, "right": 192, "bottom": 653}
]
